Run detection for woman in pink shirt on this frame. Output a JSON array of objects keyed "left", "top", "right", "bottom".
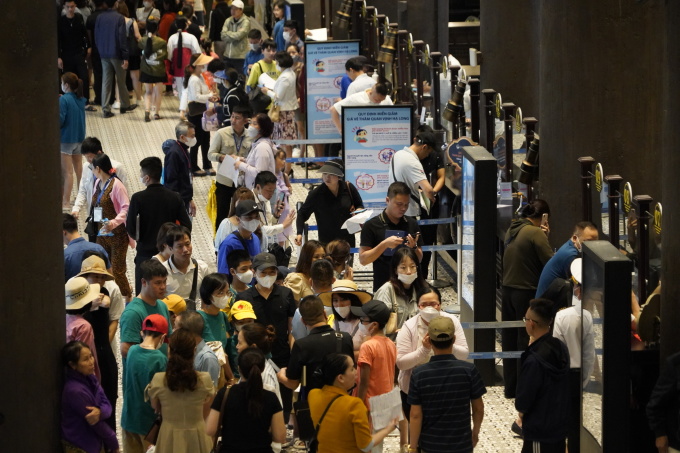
[{"left": 91, "top": 154, "right": 133, "bottom": 299}]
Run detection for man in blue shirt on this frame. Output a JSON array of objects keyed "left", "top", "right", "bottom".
[
  {"left": 63, "top": 213, "right": 110, "bottom": 281},
  {"left": 217, "top": 200, "right": 263, "bottom": 274},
  {"left": 243, "top": 29, "right": 264, "bottom": 76},
  {"left": 535, "top": 221, "right": 598, "bottom": 298},
  {"left": 408, "top": 316, "right": 486, "bottom": 453}
]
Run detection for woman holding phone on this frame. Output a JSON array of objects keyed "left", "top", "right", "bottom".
[{"left": 294, "top": 160, "right": 364, "bottom": 247}]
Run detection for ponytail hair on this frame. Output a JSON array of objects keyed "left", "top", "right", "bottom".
[
  {"left": 238, "top": 348, "right": 265, "bottom": 417},
  {"left": 240, "top": 323, "right": 276, "bottom": 355},
  {"left": 183, "top": 53, "right": 201, "bottom": 89},
  {"left": 61, "top": 72, "right": 84, "bottom": 98},
  {"left": 144, "top": 17, "right": 160, "bottom": 59},
  {"left": 175, "top": 14, "right": 188, "bottom": 72}
]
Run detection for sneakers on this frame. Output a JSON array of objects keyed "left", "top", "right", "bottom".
[
  {"left": 112, "top": 101, "right": 120, "bottom": 109},
  {"left": 292, "top": 147, "right": 302, "bottom": 158}
]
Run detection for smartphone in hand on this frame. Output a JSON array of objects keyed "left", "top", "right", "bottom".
[{"left": 541, "top": 213, "right": 549, "bottom": 227}]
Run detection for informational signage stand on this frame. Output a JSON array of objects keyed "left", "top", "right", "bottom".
[
  {"left": 305, "top": 40, "right": 361, "bottom": 141},
  {"left": 342, "top": 105, "right": 413, "bottom": 207}
]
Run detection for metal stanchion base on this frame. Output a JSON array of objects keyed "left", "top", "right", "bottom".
[{"left": 427, "top": 278, "right": 452, "bottom": 288}]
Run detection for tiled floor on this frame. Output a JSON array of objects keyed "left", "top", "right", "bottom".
[{"left": 80, "top": 93, "right": 524, "bottom": 452}]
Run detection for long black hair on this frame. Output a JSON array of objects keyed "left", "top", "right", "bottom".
[
  {"left": 175, "top": 13, "right": 188, "bottom": 72},
  {"left": 388, "top": 247, "right": 426, "bottom": 299},
  {"left": 144, "top": 17, "right": 160, "bottom": 59},
  {"left": 238, "top": 348, "right": 266, "bottom": 417}
]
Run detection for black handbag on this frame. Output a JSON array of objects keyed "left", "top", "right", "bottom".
[
  {"left": 268, "top": 243, "right": 292, "bottom": 267},
  {"left": 144, "top": 414, "right": 162, "bottom": 444},
  {"left": 84, "top": 206, "right": 98, "bottom": 237},
  {"left": 188, "top": 101, "right": 208, "bottom": 117},
  {"left": 184, "top": 258, "right": 199, "bottom": 311}
]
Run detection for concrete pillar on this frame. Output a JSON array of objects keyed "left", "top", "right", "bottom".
[
  {"left": 660, "top": 2, "right": 680, "bottom": 362},
  {"left": 480, "top": 0, "right": 540, "bottom": 118},
  {"left": 538, "top": 0, "right": 663, "bottom": 244},
  {"left": 0, "top": 5, "right": 64, "bottom": 450}
]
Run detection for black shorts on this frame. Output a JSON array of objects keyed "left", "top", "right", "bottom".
[
  {"left": 140, "top": 72, "right": 168, "bottom": 84},
  {"left": 128, "top": 55, "right": 141, "bottom": 70}
]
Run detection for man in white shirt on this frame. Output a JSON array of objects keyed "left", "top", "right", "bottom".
[
  {"left": 552, "top": 258, "right": 594, "bottom": 453},
  {"left": 331, "top": 83, "right": 393, "bottom": 133},
  {"left": 388, "top": 129, "right": 436, "bottom": 217},
  {"left": 345, "top": 56, "right": 376, "bottom": 97},
  {"left": 161, "top": 224, "right": 210, "bottom": 305},
  {"left": 71, "top": 136, "right": 129, "bottom": 224}
]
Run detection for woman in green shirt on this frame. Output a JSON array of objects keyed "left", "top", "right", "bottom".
[{"left": 139, "top": 17, "right": 168, "bottom": 121}]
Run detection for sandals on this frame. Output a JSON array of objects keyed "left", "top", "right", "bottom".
[
  {"left": 85, "top": 105, "right": 97, "bottom": 112},
  {"left": 145, "top": 111, "right": 151, "bottom": 122},
  {"left": 154, "top": 113, "right": 161, "bottom": 120}
]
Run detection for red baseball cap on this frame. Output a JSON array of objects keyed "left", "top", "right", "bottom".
[{"left": 142, "top": 314, "right": 169, "bottom": 342}]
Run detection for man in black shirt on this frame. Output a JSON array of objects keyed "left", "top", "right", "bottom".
[
  {"left": 278, "top": 295, "right": 354, "bottom": 391},
  {"left": 126, "top": 156, "right": 192, "bottom": 294},
  {"left": 360, "top": 182, "right": 423, "bottom": 292},
  {"left": 236, "top": 252, "right": 297, "bottom": 417},
  {"left": 58, "top": 0, "right": 91, "bottom": 106},
  {"left": 85, "top": 0, "right": 107, "bottom": 105}
]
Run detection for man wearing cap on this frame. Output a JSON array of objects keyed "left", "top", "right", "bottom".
[
  {"left": 121, "top": 314, "right": 169, "bottom": 453},
  {"left": 353, "top": 300, "right": 397, "bottom": 420},
  {"left": 63, "top": 213, "right": 111, "bottom": 281},
  {"left": 388, "top": 129, "right": 437, "bottom": 218},
  {"left": 208, "top": 105, "right": 253, "bottom": 231},
  {"left": 238, "top": 253, "right": 297, "bottom": 415},
  {"left": 120, "top": 259, "right": 173, "bottom": 360},
  {"left": 127, "top": 156, "right": 192, "bottom": 294},
  {"left": 360, "top": 182, "right": 423, "bottom": 292},
  {"left": 176, "top": 310, "right": 221, "bottom": 388},
  {"left": 220, "top": 0, "right": 250, "bottom": 74},
  {"left": 295, "top": 160, "right": 364, "bottom": 247},
  {"left": 66, "top": 277, "right": 103, "bottom": 382},
  {"left": 163, "top": 294, "right": 187, "bottom": 327},
  {"left": 408, "top": 316, "right": 486, "bottom": 453},
  {"left": 217, "top": 200, "right": 263, "bottom": 274},
  {"left": 162, "top": 224, "right": 209, "bottom": 302},
  {"left": 515, "top": 298, "right": 570, "bottom": 453},
  {"left": 552, "top": 258, "right": 594, "bottom": 452},
  {"left": 278, "top": 295, "right": 354, "bottom": 391}
]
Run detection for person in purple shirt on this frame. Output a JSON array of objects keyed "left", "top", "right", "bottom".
[{"left": 60, "top": 341, "right": 119, "bottom": 453}]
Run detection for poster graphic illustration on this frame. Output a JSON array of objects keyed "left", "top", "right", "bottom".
[
  {"left": 343, "top": 106, "right": 413, "bottom": 205},
  {"left": 305, "top": 40, "right": 361, "bottom": 140}
]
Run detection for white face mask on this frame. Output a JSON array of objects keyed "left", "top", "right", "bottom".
[
  {"left": 240, "top": 218, "right": 260, "bottom": 232},
  {"left": 335, "top": 306, "right": 351, "bottom": 319},
  {"left": 250, "top": 43, "right": 261, "bottom": 51},
  {"left": 398, "top": 272, "right": 418, "bottom": 285},
  {"left": 143, "top": 1, "right": 152, "bottom": 7},
  {"left": 247, "top": 126, "right": 259, "bottom": 138},
  {"left": 212, "top": 294, "right": 230, "bottom": 309},
  {"left": 256, "top": 274, "right": 276, "bottom": 289},
  {"left": 235, "top": 270, "right": 253, "bottom": 284},
  {"left": 257, "top": 193, "right": 269, "bottom": 203},
  {"left": 184, "top": 136, "right": 197, "bottom": 148},
  {"left": 282, "top": 31, "right": 291, "bottom": 41},
  {"left": 140, "top": 176, "right": 148, "bottom": 186},
  {"left": 419, "top": 306, "right": 440, "bottom": 323},
  {"left": 358, "top": 322, "right": 371, "bottom": 336}
]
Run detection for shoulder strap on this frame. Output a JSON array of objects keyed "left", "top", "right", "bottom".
[
  {"left": 314, "top": 394, "right": 342, "bottom": 437},
  {"left": 189, "top": 258, "right": 198, "bottom": 301},
  {"left": 345, "top": 181, "right": 355, "bottom": 211},
  {"left": 335, "top": 332, "right": 343, "bottom": 353},
  {"left": 350, "top": 321, "right": 360, "bottom": 337},
  {"left": 212, "top": 385, "right": 232, "bottom": 451}
]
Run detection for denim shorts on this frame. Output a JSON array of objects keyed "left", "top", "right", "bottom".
[{"left": 60, "top": 142, "right": 82, "bottom": 155}]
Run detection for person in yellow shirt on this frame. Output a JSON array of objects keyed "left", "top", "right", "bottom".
[
  {"left": 309, "top": 353, "right": 398, "bottom": 453},
  {"left": 246, "top": 39, "right": 280, "bottom": 90}
]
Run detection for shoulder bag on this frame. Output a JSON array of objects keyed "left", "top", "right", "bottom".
[
  {"left": 307, "top": 394, "right": 342, "bottom": 452},
  {"left": 144, "top": 414, "right": 162, "bottom": 444},
  {"left": 268, "top": 103, "right": 281, "bottom": 122},
  {"left": 248, "top": 62, "right": 273, "bottom": 114},
  {"left": 184, "top": 258, "right": 199, "bottom": 310},
  {"left": 210, "top": 385, "right": 233, "bottom": 453}
]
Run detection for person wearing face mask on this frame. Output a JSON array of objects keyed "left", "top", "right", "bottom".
[
  {"left": 127, "top": 156, "right": 192, "bottom": 294},
  {"left": 243, "top": 29, "right": 264, "bottom": 76},
  {"left": 237, "top": 252, "right": 297, "bottom": 422},
  {"left": 198, "top": 273, "right": 238, "bottom": 385},
  {"left": 373, "top": 247, "right": 427, "bottom": 337},
  {"left": 552, "top": 258, "right": 594, "bottom": 453},
  {"left": 319, "top": 280, "right": 372, "bottom": 358},
  {"left": 136, "top": 0, "right": 160, "bottom": 33},
  {"left": 282, "top": 20, "right": 304, "bottom": 57},
  {"left": 163, "top": 120, "right": 198, "bottom": 216},
  {"left": 225, "top": 248, "right": 253, "bottom": 300},
  {"left": 161, "top": 224, "right": 209, "bottom": 303},
  {"left": 253, "top": 171, "right": 296, "bottom": 248},
  {"left": 245, "top": 39, "right": 280, "bottom": 92},
  {"left": 214, "top": 188, "right": 261, "bottom": 253},
  {"left": 234, "top": 113, "right": 277, "bottom": 189},
  {"left": 395, "top": 287, "right": 468, "bottom": 422},
  {"left": 184, "top": 53, "right": 219, "bottom": 177},
  {"left": 217, "top": 200, "right": 264, "bottom": 274},
  {"left": 210, "top": 70, "right": 249, "bottom": 129},
  {"left": 535, "top": 221, "right": 599, "bottom": 299},
  {"left": 284, "top": 240, "right": 327, "bottom": 301},
  {"left": 262, "top": 51, "right": 299, "bottom": 175}
]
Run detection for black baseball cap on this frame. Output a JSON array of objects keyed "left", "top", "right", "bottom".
[
  {"left": 252, "top": 253, "right": 277, "bottom": 271},
  {"left": 235, "top": 199, "right": 263, "bottom": 217},
  {"left": 350, "top": 299, "right": 391, "bottom": 326}
]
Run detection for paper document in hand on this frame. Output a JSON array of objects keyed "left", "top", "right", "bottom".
[
  {"left": 217, "top": 154, "right": 239, "bottom": 184},
  {"left": 368, "top": 386, "right": 404, "bottom": 430},
  {"left": 419, "top": 191, "right": 431, "bottom": 215},
  {"left": 258, "top": 73, "right": 276, "bottom": 90},
  {"left": 341, "top": 209, "right": 373, "bottom": 234},
  {"left": 306, "top": 28, "right": 328, "bottom": 41}
]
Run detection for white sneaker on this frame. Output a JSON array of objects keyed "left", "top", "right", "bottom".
[
  {"left": 292, "top": 147, "right": 302, "bottom": 158},
  {"left": 112, "top": 101, "right": 121, "bottom": 109}
]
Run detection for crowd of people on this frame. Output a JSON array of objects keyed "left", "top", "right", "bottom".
[{"left": 56, "top": 1, "right": 673, "bottom": 453}]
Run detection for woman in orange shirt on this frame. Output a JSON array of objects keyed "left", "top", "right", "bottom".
[{"left": 309, "top": 354, "right": 398, "bottom": 453}]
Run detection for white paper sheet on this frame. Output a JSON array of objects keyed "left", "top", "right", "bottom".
[
  {"left": 341, "top": 209, "right": 373, "bottom": 234},
  {"left": 217, "top": 154, "right": 239, "bottom": 184},
  {"left": 306, "top": 28, "right": 328, "bottom": 42},
  {"left": 369, "top": 386, "right": 404, "bottom": 430},
  {"left": 258, "top": 73, "right": 276, "bottom": 90}
]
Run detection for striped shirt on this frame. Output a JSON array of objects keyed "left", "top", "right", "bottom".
[{"left": 408, "top": 355, "right": 486, "bottom": 453}]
